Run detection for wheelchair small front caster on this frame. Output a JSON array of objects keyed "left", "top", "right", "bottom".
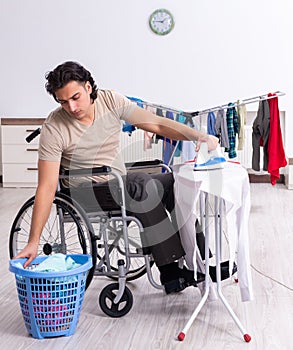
[{"left": 99, "top": 282, "right": 133, "bottom": 318}]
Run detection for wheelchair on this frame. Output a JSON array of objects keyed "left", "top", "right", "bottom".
[{"left": 9, "top": 158, "right": 171, "bottom": 318}]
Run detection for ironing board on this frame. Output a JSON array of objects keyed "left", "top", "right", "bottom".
[{"left": 173, "top": 161, "right": 253, "bottom": 342}]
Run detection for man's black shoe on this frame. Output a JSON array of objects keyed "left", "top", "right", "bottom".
[
  {"left": 163, "top": 277, "right": 193, "bottom": 294},
  {"left": 209, "top": 261, "right": 237, "bottom": 282},
  {"left": 160, "top": 263, "right": 205, "bottom": 294}
]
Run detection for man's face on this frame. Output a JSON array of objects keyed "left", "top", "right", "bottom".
[{"left": 55, "top": 80, "right": 93, "bottom": 121}]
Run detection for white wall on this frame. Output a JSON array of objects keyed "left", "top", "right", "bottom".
[{"left": 0, "top": 0, "right": 292, "bottom": 154}]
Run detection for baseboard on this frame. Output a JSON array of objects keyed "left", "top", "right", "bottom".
[{"left": 248, "top": 173, "right": 285, "bottom": 184}]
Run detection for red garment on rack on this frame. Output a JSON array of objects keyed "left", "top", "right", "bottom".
[{"left": 267, "top": 93, "right": 287, "bottom": 185}]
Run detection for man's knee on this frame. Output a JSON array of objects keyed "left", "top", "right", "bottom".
[{"left": 126, "top": 172, "right": 154, "bottom": 201}]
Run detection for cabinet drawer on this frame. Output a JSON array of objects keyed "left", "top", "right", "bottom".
[
  {"left": 2, "top": 163, "right": 38, "bottom": 186},
  {"left": 1, "top": 125, "right": 40, "bottom": 145},
  {"left": 2, "top": 144, "right": 39, "bottom": 163}
]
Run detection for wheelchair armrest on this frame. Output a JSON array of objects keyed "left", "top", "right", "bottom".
[{"left": 60, "top": 166, "right": 112, "bottom": 178}]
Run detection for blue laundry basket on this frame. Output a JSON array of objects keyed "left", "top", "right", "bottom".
[{"left": 9, "top": 254, "right": 92, "bottom": 339}]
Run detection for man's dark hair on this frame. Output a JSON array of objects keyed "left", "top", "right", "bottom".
[{"left": 45, "top": 61, "right": 98, "bottom": 102}]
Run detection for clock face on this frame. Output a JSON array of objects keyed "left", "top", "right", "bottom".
[{"left": 149, "top": 9, "right": 174, "bottom": 36}]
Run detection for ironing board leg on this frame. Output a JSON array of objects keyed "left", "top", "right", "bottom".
[
  {"left": 177, "top": 193, "right": 251, "bottom": 343},
  {"left": 214, "top": 197, "right": 251, "bottom": 342},
  {"left": 178, "top": 192, "right": 211, "bottom": 341},
  {"left": 177, "top": 286, "right": 209, "bottom": 341}
]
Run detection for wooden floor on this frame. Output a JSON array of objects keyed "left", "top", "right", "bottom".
[{"left": 0, "top": 183, "right": 292, "bottom": 350}]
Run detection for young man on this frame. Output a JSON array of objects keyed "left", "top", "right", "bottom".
[{"left": 14, "top": 61, "right": 219, "bottom": 293}]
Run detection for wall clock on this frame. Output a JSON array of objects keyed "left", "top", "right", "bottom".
[{"left": 149, "top": 9, "right": 175, "bottom": 36}]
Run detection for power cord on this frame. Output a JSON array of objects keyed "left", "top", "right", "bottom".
[
  {"left": 250, "top": 264, "right": 293, "bottom": 292},
  {"left": 200, "top": 203, "right": 293, "bottom": 292}
]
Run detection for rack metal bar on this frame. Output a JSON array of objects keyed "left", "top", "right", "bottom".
[
  {"left": 129, "top": 91, "right": 285, "bottom": 118},
  {"left": 127, "top": 97, "right": 193, "bottom": 118},
  {"left": 190, "top": 90, "right": 286, "bottom": 116}
]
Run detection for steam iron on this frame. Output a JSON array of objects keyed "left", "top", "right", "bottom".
[{"left": 194, "top": 143, "right": 226, "bottom": 171}]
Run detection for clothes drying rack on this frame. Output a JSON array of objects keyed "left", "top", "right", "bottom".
[
  {"left": 129, "top": 90, "right": 285, "bottom": 117},
  {"left": 189, "top": 90, "right": 285, "bottom": 116},
  {"left": 129, "top": 91, "right": 286, "bottom": 166}
]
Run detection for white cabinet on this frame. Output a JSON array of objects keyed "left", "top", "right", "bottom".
[{"left": 1, "top": 118, "right": 44, "bottom": 187}]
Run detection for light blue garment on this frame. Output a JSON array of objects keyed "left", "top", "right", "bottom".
[
  {"left": 181, "top": 116, "right": 197, "bottom": 162},
  {"left": 33, "top": 254, "right": 81, "bottom": 272}
]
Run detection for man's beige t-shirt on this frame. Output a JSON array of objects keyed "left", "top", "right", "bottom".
[{"left": 39, "top": 89, "right": 137, "bottom": 185}]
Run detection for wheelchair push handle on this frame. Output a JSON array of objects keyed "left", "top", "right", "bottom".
[{"left": 26, "top": 127, "right": 41, "bottom": 143}]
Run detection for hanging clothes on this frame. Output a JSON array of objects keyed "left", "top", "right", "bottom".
[
  {"left": 144, "top": 131, "right": 154, "bottom": 150},
  {"left": 154, "top": 108, "right": 165, "bottom": 143},
  {"left": 215, "top": 108, "right": 229, "bottom": 148},
  {"left": 144, "top": 105, "right": 156, "bottom": 150},
  {"left": 181, "top": 116, "right": 197, "bottom": 162},
  {"left": 174, "top": 113, "right": 185, "bottom": 157},
  {"left": 207, "top": 111, "right": 216, "bottom": 135},
  {"left": 126, "top": 96, "right": 144, "bottom": 108},
  {"left": 251, "top": 100, "right": 270, "bottom": 171},
  {"left": 163, "top": 111, "right": 177, "bottom": 166},
  {"left": 267, "top": 93, "right": 287, "bottom": 185},
  {"left": 123, "top": 96, "right": 144, "bottom": 135},
  {"left": 237, "top": 100, "right": 247, "bottom": 150},
  {"left": 122, "top": 121, "right": 136, "bottom": 135},
  {"left": 225, "top": 103, "right": 239, "bottom": 158}
]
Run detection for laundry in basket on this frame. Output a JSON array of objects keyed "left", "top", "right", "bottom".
[{"left": 9, "top": 254, "right": 92, "bottom": 339}]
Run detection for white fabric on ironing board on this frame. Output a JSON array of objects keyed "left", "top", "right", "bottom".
[{"left": 173, "top": 161, "right": 253, "bottom": 302}]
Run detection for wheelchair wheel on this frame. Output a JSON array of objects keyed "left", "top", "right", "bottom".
[
  {"left": 95, "top": 219, "right": 154, "bottom": 281},
  {"left": 99, "top": 282, "right": 133, "bottom": 318},
  {"left": 9, "top": 192, "right": 97, "bottom": 289}
]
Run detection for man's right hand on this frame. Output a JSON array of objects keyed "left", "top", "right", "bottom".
[
  {"left": 13, "top": 242, "right": 39, "bottom": 268},
  {"left": 196, "top": 134, "right": 219, "bottom": 152}
]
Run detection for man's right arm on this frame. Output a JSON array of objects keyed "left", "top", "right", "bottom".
[{"left": 14, "top": 159, "right": 60, "bottom": 267}]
